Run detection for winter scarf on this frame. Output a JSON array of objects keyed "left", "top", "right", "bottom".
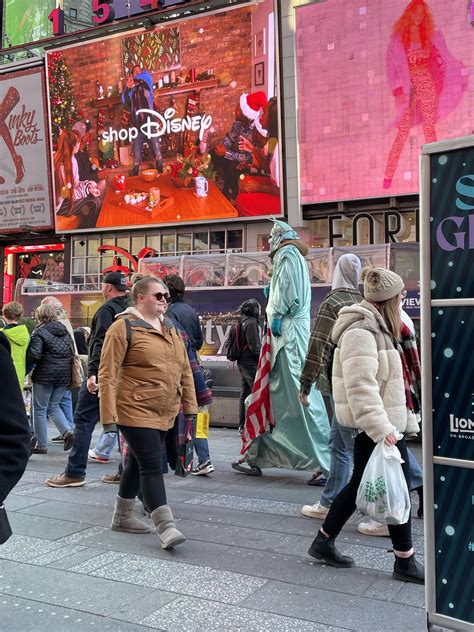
[{"left": 397, "top": 323, "right": 421, "bottom": 414}]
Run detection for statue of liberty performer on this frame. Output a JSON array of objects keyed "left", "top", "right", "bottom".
[{"left": 232, "top": 219, "right": 330, "bottom": 476}]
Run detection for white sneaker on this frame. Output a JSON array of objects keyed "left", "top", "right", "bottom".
[
  {"left": 301, "top": 501, "right": 329, "bottom": 519},
  {"left": 357, "top": 519, "right": 390, "bottom": 536},
  {"left": 192, "top": 460, "right": 215, "bottom": 476}
]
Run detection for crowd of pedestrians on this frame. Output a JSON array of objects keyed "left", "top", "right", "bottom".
[{"left": 1, "top": 258, "right": 424, "bottom": 585}]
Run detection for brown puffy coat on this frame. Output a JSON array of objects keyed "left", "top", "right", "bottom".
[{"left": 98, "top": 310, "right": 198, "bottom": 430}]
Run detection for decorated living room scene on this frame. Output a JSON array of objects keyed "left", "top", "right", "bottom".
[{"left": 46, "top": 0, "right": 281, "bottom": 233}]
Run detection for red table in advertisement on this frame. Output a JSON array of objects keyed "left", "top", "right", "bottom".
[{"left": 95, "top": 174, "right": 238, "bottom": 228}]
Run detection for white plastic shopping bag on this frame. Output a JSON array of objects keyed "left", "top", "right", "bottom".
[{"left": 356, "top": 436, "right": 410, "bottom": 525}]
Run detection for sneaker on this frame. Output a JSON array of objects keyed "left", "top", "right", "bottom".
[
  {"left": 102, "top": 472, "right": 121, "bottom": 484},
  {"left": 45, "top": 472, "right": 85, "bottom": 488},
  {"left": 301, "top": 501, "right": 329, "bottom": 519},
  {"left": 237, "top": 427, "right": 243, "bottom": 436},
  {"left": 88, "top": 449, "right": 110, "bottom": 464},
  {"left": 31, "top": 446, "right": 48, "bottom": 455},
  {"left": 357, "top": 519, "right": 390, "bottom": 537},
  {"left": 51, "top": 435, "right": 64, "bottom": 443},
  {"left": 192, "top": 460, "right": 215, "bottom": 476}
]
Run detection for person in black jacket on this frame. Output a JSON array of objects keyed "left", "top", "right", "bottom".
[
  {"left": 236, "top": 299, "right": 261, "bottom": 434},
  {"left": 27, "top": 304, "right": 74, "bottom": 455},
  {"left": 0, "top": 332, "right": 30, "bottom": 544},
  {"left": 163, "top": 275, "right": 203, "bottom": 354},
  {"left": 45, "top": 272, "right": 129, "bottom": 488}
]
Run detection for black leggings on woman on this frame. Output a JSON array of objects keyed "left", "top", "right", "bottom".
[
  {"left": 118, "top": 426, "right": 167, "bottom": 511},
  {"left": 323, "top": 432, "right": 412, "bottom": 552}
]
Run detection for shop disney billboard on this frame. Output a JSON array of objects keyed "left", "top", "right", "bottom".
[
  {"left": 0, "top": 68, "right": 53, "bottom": 233},
  {"left": 46, "top": 0, "right": 283, "bottom": 233}
]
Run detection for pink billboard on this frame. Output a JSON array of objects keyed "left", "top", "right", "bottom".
[{"left": 296, "top": 0, "right": 473, "bottom": 204}]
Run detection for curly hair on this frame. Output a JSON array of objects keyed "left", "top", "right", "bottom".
[{"left": 393, "top": 0, "right": 435, "bottom": 50}]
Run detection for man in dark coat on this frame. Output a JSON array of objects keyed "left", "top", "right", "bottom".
[
  {"left": 45, "top": 272, "right": 129, "bottom": 488},
  {"left": 0, "top": 332, "right": 30, "bottom": 544},
  {"left": 163, "top": 275, "right": 203, "bottom": 354}
]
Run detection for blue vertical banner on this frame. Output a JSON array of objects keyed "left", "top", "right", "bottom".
[
  {"left": 430, "top": 147, "right": 474, "bottom": 300},
  {"left": 424, "top": 140, "right": 474, "bottom": 629},
  {"left": 433, "top": 465, "right": 474, "bottom": 623}
]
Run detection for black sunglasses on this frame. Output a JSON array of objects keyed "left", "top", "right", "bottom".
[{"left": 147, "top": 292, "right": 170, "bottom": 303}]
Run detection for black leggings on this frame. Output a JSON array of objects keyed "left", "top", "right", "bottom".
[
  {"left": 118, "top": 426, "right": 167, "bottom": 511},
  {"left": 323, "top": 432, "right": 412, "bottom": 552}
]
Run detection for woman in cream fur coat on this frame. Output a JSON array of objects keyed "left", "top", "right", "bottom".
[{"left": 308, "top": 267, "right": 424, "bottom": 585}]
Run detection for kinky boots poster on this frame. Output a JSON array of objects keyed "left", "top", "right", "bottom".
[{"left": 0, "top": 68, "right": 54, "bottom": 233}]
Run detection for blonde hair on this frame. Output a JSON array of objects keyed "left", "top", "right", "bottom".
[
  {"left": 131, "top": 274, "right": 167, "bottom": 305},
  {"left": 378, "top": 295, "right": 402, "bottom": 340},
  {"left": 35, "top": 303, "right": 58, "bottom": 324},
  {"left": 2, "top": 301, "right": 24, "bottom": 321}
]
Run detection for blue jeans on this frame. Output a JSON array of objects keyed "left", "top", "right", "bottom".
[
  {"left": 320, "top": 412, "right": 355, "bottom": 509},
  {"left": 407, "top": 448, "right": 423, "bottom": 489},
  {"left": 66, "top": 381, "right": 100, "bottom": 478},
  {"left": 132, "top": 132, "right": 162, "bottom": 175},
  {"left": 33, "top": 383, "right": 73, "bottom": 449},
  {"left": 194, "top": 438, "right": 210, "bottom": 464},
  {"left": 59, "top": 390, "right": 74, "bottom": 428},
  {"left": 93, "top": 430, "right": 117, "bottom": 458}
]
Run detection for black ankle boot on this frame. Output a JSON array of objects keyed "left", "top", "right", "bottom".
[
  {"left": 393, "top": 553, "right": 424, "bottom": 584},
  {"left": 308, "top": 531, "right": 354, "bottom": 568}
]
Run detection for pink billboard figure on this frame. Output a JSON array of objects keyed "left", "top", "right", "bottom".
[{"left": 384, "top": 0, "right": 468, "bottom": 189}]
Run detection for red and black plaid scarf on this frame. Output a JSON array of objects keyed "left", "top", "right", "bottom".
[{"left": 398, "top": 323, "right": 421, "bottom": 413}]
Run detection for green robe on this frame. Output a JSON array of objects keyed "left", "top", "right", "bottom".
[{"left": 247, "top": 243, "right": 330, "bottom": 473}]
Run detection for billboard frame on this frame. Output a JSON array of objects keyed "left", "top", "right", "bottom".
[
  {"left": 0, "top": 65, "right": 55, "bottom": 234},
  {"left": 44, "top": 0, "right": 285, "bottom": 234},
  {"left": 419, "top": 135, "right": 474, "bottom": 632}
]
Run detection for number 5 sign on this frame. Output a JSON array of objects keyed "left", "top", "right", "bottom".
[{"left": 92, "top": 0, "right": 115, "bottom": 24}]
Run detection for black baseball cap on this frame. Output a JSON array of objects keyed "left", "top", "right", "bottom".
[{"left": 103, "top": 272, "right": 127, "bottom": 291}]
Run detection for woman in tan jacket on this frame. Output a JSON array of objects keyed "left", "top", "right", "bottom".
[{"left": 99, "top": 275, "right": 197, "bottom": 548}]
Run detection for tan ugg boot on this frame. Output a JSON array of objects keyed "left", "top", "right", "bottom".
[
  {"left": 111, "top": 496, "right": 153, "bottom": 534},
  {"left": 151, "top": 505, "right": 185, "bottom": 549}
]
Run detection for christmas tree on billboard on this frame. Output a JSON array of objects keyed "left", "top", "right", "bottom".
[{"left": 48, "top": 51, "right": 80, "bottom": 149}]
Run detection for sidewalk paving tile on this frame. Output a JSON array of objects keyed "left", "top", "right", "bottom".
[
  {"left": 7, "top": 512, "right": 94, "bottom": 541},
  {"left": 0, "top": 594, "right": 161, "bottom": 632},
  {"left": 0, "top": 559, "right": 157, "bottom": 618},
  {"left": 241, "top": 579, "right": 427, "bottom": 631},
  {"left": 69, "top": 550, "right": 267, "bottom": 604},
  {"left": 185, "top": 493, "right": 303, "bottom": 517},
  {"left": 141, "top": 596, "right": 347, "bottom": 632}
]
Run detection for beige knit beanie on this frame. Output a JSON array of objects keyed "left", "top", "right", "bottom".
[{"left": 361, "top": 267, "right": 404, "bottom": 303}]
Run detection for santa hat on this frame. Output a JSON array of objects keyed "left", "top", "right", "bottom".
[
  {"left": 240, "top": 91, "right": 267, "bottom": 121},
  {"left": 254, "top": 116, "right": 268, "bottom": 138}
]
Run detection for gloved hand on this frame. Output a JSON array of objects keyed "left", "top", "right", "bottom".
[
  {"left": 271, "top": 318, "right": 282, "bottom": 337},
  {"left": 263, "top": 284, "right": 270, "bottom": 299}
]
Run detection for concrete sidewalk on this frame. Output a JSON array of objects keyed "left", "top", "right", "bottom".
[{"left": 1, "top": 427, "right": 426, "bottom": 631}]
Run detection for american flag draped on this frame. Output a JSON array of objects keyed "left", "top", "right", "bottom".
[{"left": 240, "top": 326, "right": 274, "bottom": 455}]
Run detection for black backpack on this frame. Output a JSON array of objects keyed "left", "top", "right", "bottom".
[{"left": 224, "top": 321, "right": 248, "bottom": 362}]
